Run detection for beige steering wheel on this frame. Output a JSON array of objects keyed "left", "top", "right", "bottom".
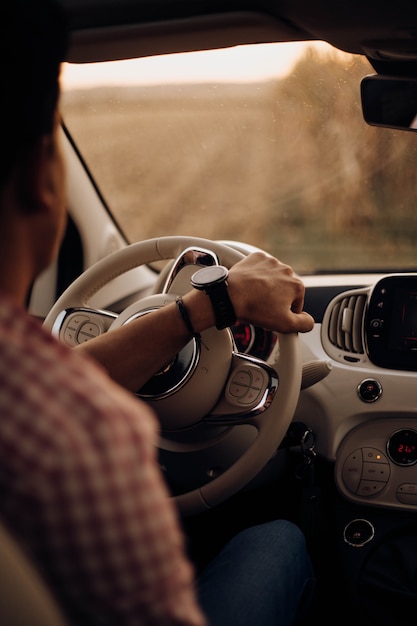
[{"left": 43, "top": 236, "right": 301, "bottom": 515}]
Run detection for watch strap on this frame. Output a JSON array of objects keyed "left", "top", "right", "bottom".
[{"left": 205, "top": 282, "right": 236, "bottom": 330}]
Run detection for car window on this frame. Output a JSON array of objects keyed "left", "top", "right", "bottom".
[{"left": 61, "top": 42, "right": 417, "bottom": 274}]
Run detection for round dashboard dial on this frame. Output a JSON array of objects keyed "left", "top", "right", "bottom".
[
  {"left": 231, "top": 320, "right": 255, "bottom": 353},
  {"left": 387, "top": 428, "right": 417, "bottom": 466},
  {"left": 231, "top": 321, "right": 277, "bottom": 361}
]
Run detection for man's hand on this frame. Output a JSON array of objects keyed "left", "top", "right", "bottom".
[{"left": 227, "top": 252, "right": 314, "bottom": 334}]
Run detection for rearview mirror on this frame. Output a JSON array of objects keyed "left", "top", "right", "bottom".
[{"left": 361, "top": 75, "right": 417, "bottom": 132}]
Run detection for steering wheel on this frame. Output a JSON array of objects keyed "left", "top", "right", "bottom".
[{"left": 43, "top": 236, "right": 301, "bottom": 515}]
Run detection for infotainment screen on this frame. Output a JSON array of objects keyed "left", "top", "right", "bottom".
[{"left": 366, "top": 274, "right": 417, "bottom": 370}]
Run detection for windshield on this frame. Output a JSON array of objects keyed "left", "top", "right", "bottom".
[{"left": 61, "top": 42, "right": 417, "bottom": 275}]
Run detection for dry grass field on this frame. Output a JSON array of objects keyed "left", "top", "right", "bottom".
[
  {"left": 62, "top": 50, "right": 417, "bottom": 273},
  {"left": 63, "top": 83, "right": 277, "bottom": 243}
]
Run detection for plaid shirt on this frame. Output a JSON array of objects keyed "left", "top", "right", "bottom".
[{"left": 0, "top": 293, "right": 207, "bottom": 626}]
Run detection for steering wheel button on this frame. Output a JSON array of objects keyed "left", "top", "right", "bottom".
[
  {"left": 77, "top": 322, "right": 101, "bottom": 343},
  {"left": 238, "top": 387, "right": 262, "bottom": 405},
  {"left": 67, "top": 313, "right": 89, "bottom": 329},
  {"left": 228, "top": 382, "right": 249, "bottom": 398},
  {"left": 63, "top": 327, "right": 77, "bottom": 346},
  {"left": 231, "top": 371, "right": 252, "bottom": 386},
  {"left": 250, "top": 368, "right": 267, "bottom": 389}
]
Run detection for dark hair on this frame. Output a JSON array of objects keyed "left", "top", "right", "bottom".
[{"left": 0, "top": 0, "right": 68, "bottom": 188}]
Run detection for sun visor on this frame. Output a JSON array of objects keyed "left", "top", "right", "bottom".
[{"left": 66, "top": 12, "right": 307, "bottom": 63}]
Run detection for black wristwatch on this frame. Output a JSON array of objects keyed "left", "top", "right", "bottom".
[{"left": 190, "top": 265, "right": 237, "bottom": 330}]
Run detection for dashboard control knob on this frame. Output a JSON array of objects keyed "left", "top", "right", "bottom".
[
  {"left": 357, "top": 378, "right": 382, "bottom": 402},
  {"left": 344, "top": 519, "right": 375, "bottom": 547}
]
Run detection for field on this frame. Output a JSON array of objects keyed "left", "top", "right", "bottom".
[{"left": 62, "top": 50, "right": 417, "bottom": 273}]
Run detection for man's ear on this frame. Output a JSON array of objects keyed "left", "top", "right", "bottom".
[{"left": 15, "top": 136, "right": 54, "bottom": 215}]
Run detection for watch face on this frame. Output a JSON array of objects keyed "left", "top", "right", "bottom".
[{"left": 191, "top": 265, "right": 228, "bottom": 287}]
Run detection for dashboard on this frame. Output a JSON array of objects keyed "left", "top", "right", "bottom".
[
  {"left": 50, "top": 262, "right": 417, "bottom": 513},
  {"left": 297, "top": 272, "right": 417, "bottom": 513}
]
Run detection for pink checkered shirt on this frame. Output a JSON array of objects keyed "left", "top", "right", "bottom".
[{"left": 0, "top": 293, "right": 207, "bottom": 626}]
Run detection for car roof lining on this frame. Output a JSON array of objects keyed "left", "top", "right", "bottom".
[
  {"left": 67, "top": 12, "right": 311, "bottom": 63},
  {"left": 59, "top": 1, "right": 417, "bottom": 77}
]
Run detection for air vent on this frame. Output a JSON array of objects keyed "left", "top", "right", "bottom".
[
  {"left": 328, "top": 293, "right": 366, "bottom": 353},
  {"left": 322, "top": 287, "right": 370, "bottom": 364}
]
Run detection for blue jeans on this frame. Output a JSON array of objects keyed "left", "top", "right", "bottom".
[{"left": 197, "top": 519, "right": 315, "bottom": 626}]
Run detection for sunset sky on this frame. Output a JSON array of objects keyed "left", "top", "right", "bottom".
[{"left": 62, "top": 41, "right": 333, "bottom": 89}]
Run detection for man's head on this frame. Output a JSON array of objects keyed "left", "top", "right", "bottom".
[
  {"left": 0, "top": 0, "right": 68, "bottom": 190},
  {"left": 0, "top": 0, "right": 69, "bottom": 302}
]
